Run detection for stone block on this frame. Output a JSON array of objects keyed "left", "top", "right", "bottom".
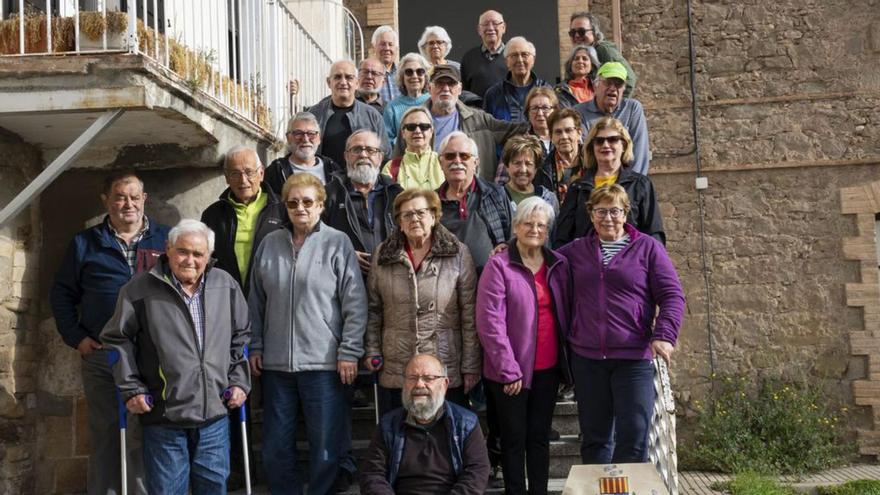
[
  {"left": 53, "top": 457, "right": 87, "bottom": 494},
  {"left": 74, "top": 396, "right": 89, "bottom": 456},
  {"left": 41, "top": 415, "right": 74, "bottom": 459},
  {"left": 33, "top": 390, "right": 73, "bottom": 417}
]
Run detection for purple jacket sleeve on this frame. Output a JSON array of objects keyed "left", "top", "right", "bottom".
[
  {"left": 475, "top": 256, "right": 523, "bottom": 383},
  {"left": 647, "top": 241, "right": 685, "bottom": 344}
]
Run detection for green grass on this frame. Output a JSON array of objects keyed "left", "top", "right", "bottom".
[
  {"left": 817, "top": 479, "right": 880, "bottom": 495},
  {"left": 711, "top": 472, "right": 795, "bottom": 495}
]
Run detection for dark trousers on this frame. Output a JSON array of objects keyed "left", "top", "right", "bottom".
[
  {"left": 378, "top": 385, "right": 468, "bottom": 417},
  {"left": 571, "top": 354, "right": 654, "bottom": 464},
  {"left": 487, "top": 369, "right": 560, "bottom": 495}
]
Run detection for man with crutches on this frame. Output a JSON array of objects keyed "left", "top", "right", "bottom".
[{"left": 102, "top": 219, "right": 251, "bottom": 494}]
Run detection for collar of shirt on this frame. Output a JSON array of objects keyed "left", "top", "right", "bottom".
[
  {"left": 170, "top": 271, "right": 205, "bottom": 300},
  {"left": 226, "top": 187, "right": 264, "bottom": 209},
  {"left": 439, "top": 179, "right": 477, "bottom": 219},
  {"left": 107, "top": 215, "right": 150, "bottom": 242},
  {"left": 481, "top": 41, "right": 505, "bottom": 58}
]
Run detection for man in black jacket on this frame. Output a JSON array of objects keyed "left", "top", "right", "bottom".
[
  {"left": 264, "top": 112, "right": 345, "bottom": 194},
  {"left": 200, "top": 145, "right": 286, "bottom": 489}
]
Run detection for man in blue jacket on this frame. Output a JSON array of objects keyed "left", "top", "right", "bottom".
[
  {"left": 50, "top": 171, "right": 169, "bottom": 495},
  {"left": 359, "top": 354, "right": 490, "bottom": 495}
]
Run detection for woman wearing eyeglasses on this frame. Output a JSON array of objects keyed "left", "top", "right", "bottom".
[
  {"left": 555, "top": 45, "right": 600, "bottom": 108},
  {"left": 476, "top": 196, "right": 572, "bottom": 495},
  {"left": 557, "top": 183, "right": 684, "bottom": 466},
  {"left": 418, "top": 26, "right": 460, "bottom": 71},
  {"left": 382, "top": 107, "right": 444, "bottom": 190},
  {"left": 364, "top": 188, "right": 480, "bottom": 416},
  {"left": 247, "top": 172, "right": 368, "bottom": 495},
  {"left": 554, "top": 116, "right": 664, "bottom": 246},
  {"left": 383, "top": 52, "right": 432, "bottom": 147}
]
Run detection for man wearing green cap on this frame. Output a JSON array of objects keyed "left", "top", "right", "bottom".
[{"left": 574, "top": 61, "right": 650, "bottom": 175}]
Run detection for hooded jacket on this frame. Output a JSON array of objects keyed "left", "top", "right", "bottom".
[{"left": 101, "top": 257, "right": 251, "bottom": 427}]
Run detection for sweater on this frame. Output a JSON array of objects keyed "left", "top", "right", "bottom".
[
  {"left": 383, "top": 93, "right": 431, "bottom": 146},
  {"left": 460, "top": 44, "right": 509, "bottom": 98}
]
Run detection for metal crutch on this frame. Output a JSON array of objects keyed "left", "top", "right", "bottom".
[
  {"left": 107, "top": 350, "right": 152, "bottom": 495},
  {"left": 224, "top": 347, "right": 252, "bottom": 495},
  {"left": 371, "top": 357, "right": 383, "bottom": 424}
]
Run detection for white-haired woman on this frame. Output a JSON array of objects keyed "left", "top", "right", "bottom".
[
  {"left": 383, "top": 52, "right": 432, "bottom": 147},
  {"left": 476, "top": 196, "right": 572, "bottom": 495},
  {"left": 418, "top": 26, "right": 460, "bottom": 70}
]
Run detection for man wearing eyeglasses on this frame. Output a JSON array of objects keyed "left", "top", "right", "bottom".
[
  {"left": 575, "top": 62, "right": 650, "bottom": 175},
  {"left": 372, "top": 26, "right": 401, "bottom": 103},
  {"left": 357, "top": 58, "right": 387, "bottom": 113},
  {"left": 460, "top": 10, "right": 509, "bottom": 99},
  {"left": 265, "top": 112, "right": 346, "bottom": 194},
  {"left": 483, "top": 36, "right": 549, "bottom": 122},
  {"left": 308, "top": 59, "right": 391, "bottom": 168},
  {"left": 323, "top": 130, "right": 402, "bottom": 276},
  {"left": 360, "top": 354, "right": 490, "bottom": 495},
  {"left": 569, "top": 11, "right": 637, "bottom": 97}
]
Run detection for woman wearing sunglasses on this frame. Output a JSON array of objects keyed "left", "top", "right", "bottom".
[
  {"left": 554, "top": 116, "right": 664, "bottom": 246},
  {"left": 383, "top": 52, "right": 432, "bottom": 146},
  {"left": 382, "top": 107, "right": 444, "bottom": 190},
  {"left": 364, "top": 188, "right": 479, "bottom": 416}
]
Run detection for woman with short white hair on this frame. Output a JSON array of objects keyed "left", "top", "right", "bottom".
[{"left": 418, "top": 26, "right": 460, "bottom": 70}]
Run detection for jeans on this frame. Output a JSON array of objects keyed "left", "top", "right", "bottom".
[
  {"left": 81, "top": 349, "right": 147, "bottom": 495},
  {"left": 571, "top": 354, "right": 654, "bottom": 464},
  {"left": 487, "top": 368, "right": 560, "bottom": 495},
  {"left": 261, "top": 370, "right": 346, "bottom": 495},
  {"left": 142, "top": 417, "right": 230, "bottom": 495}
]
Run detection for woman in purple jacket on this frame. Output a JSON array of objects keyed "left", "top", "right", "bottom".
[
  {"left": 476, "top": 196, "right": 573, "bottom": 495},
  {"left": 558, "top": 184, "right": 685, "bottom": 465}
]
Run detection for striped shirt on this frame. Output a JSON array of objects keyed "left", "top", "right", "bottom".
[
  {"left": 600, "top": 234, "right": 630, "bottom": 266},
  {"left": 171, "top": 274, "right": 206, "bottom": 352},
  {"left": 108, "top": 217, "right": 150, "bottom": 274}
]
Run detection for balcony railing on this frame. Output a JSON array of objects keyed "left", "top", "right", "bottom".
[{"left": 0, "top": 0, "right": 355, "bottom": 139}]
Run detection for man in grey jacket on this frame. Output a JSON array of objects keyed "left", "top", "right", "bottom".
[
  {"left": 309, "top": 59, "right": 391, "bottom": 166},
  {"left": 575, "top": 62, "right": 651, "bottom": 175},
  {"left": 102, "top": 219, "right": 251, "bottom": 494}
]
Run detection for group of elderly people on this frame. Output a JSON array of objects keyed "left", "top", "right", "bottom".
[{"left": 52, "top": 9, "right": 683, "bottom": 495}]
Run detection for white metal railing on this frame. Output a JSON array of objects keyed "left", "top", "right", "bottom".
[
  {"left": 648, "top": 358, "right": 679, "bottom": 495},
  {"left": 0, "top": 0, "right": 348, "bottom": 138}
]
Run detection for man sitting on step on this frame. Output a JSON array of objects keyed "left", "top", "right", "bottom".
[{"left": 359, "top": 354, "right": 491, "bottom": 495}]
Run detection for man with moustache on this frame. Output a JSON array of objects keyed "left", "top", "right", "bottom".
[
  {"left": 264, "top": 111, "right": 345, "bottom": 194},
  {"left": 357, "top": 58, "right": 387, "bottom": 113},
  {"left": 568, "top": 11, "right": 637, "bottom": 96},
  {"left": 460, "top": 10, "right": 509, "bottom": 99},
  {"left": 575, "top": 62, "right": 650, "bottom": 175},
  {"left": 323, "top": 129, "right": 402, "bottom": 275},
  {"left": 359, "top": 354, "right": 490, "bottom": 495},
  {"left": 308, "top": 59, "right": 391, "bottom": 167}
]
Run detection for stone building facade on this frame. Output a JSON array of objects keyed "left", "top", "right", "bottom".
[{"left": 0, "top": 0, "right": 879, "bottom": 492}]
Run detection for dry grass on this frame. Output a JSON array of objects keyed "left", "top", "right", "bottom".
[{"left": 0, "top": 11, "right": 271, "bottom": 129}]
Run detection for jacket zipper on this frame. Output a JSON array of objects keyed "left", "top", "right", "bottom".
[{"left": 597, "top": 242, "right": 608, "bottom": 359}]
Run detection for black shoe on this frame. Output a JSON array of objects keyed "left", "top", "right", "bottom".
[
  {"left": 490, "top": 466, "right": 504, "bottom": 488},
  {"left": 335, "top": 469, "right": 355, "bottom": 492},
  {"left": 549, "top": 428, "right": 561, "bottom": 441}
]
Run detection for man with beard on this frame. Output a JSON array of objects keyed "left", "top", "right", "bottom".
[
  {"left": 323, "top": 129, "right": 402, "bottom": 276},
  {"left": 574, "top": 62, "right": 650, "bottom": 175},
  {"left": 264, "top": 111, "right": 345, "bottom": 194},
  {"left": 357, "top": 58, "right": 386, "bottom": 113},
  {"left": 360, "top": 354, "right": 490, "bottom": 495}
]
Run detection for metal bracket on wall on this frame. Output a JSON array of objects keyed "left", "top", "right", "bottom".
[{"left": 0, "top": 109, "right": 125, "bottom": 227}]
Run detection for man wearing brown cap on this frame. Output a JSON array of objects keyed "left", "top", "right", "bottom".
[{"left": 418, "top": 64, "right": 527, "bottom": 183}]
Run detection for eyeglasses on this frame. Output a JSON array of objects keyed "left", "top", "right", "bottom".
[
  {"left": 506, "top": 51, "right": 534, "bottom": 60},
  {"left": 552, "top": 126, "right": 580, "bottom": 136},
  {"left": 568, "top": 28, "right": 594, "bottom": 38},
  {"left": 288, "top": 130, "right": 319, "bottom": 140},
  {"left": 425, "top": 40, "right": 446, "bottom": 47},
  {"left": 593, "top": 135, "right": 624, "bottom": 146},
  {"left": 402, "top": 123, "right": 432, "bottom": 132},
  {"left": 400, "top": 208, "right": 431, "bottom": 221},
  {"left": 520, "top": 221, "right": 549, "bottom": 232},
  {"left": 432, "top": 79, "right": 458, "bottom": 88},
  {"left": 286, "top": 198, "right": 317, "bottom": 209},
  {"left": 479, "top": 20, "right": 505, "bottom": 29},
  {"left": 225, "top": 169, "right": 260, "bottom": 180},
  {"left": 359, "top": 69, "right": 384, "bottom": 78},
  {"left": 404, "top": 374, "right": 445, "bottom": 384},
  {"left": 346, "top": 146, "right": 382, "bottom": 157},
  {"left": 442, "top": 151, "right": 473, "bottom": 161},
  {"left": 331, "top": 73, "right": 357, "bottom": 82},
  {"left": 528, "top": 105, "right": 554, "bottom": 114},
  {"left": 591, "top": 207, "right": 625, "bottom": 218},
  {"left": 403, "top": 67, "right": 426, "bottom": 77}
]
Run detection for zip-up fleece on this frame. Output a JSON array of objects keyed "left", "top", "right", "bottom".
[
  {"left": 248, "top": 222, "right": 367, "bottom": 371},
  {"left": 101, "top": 257, "right": 251, "bottom": 428},
  {"left": 557, "top": 224, "right": 685, "bottom": 361},
  {"left": 476, "top": 241, "right": 574, "bottom": 388}
]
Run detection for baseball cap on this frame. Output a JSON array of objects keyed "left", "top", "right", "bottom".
[
  {"left": 430, "top": 64, "right": 461, "bottom": 83},
  {"left": 596, "top": 62, "right": 628, "bottom": 81}
]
